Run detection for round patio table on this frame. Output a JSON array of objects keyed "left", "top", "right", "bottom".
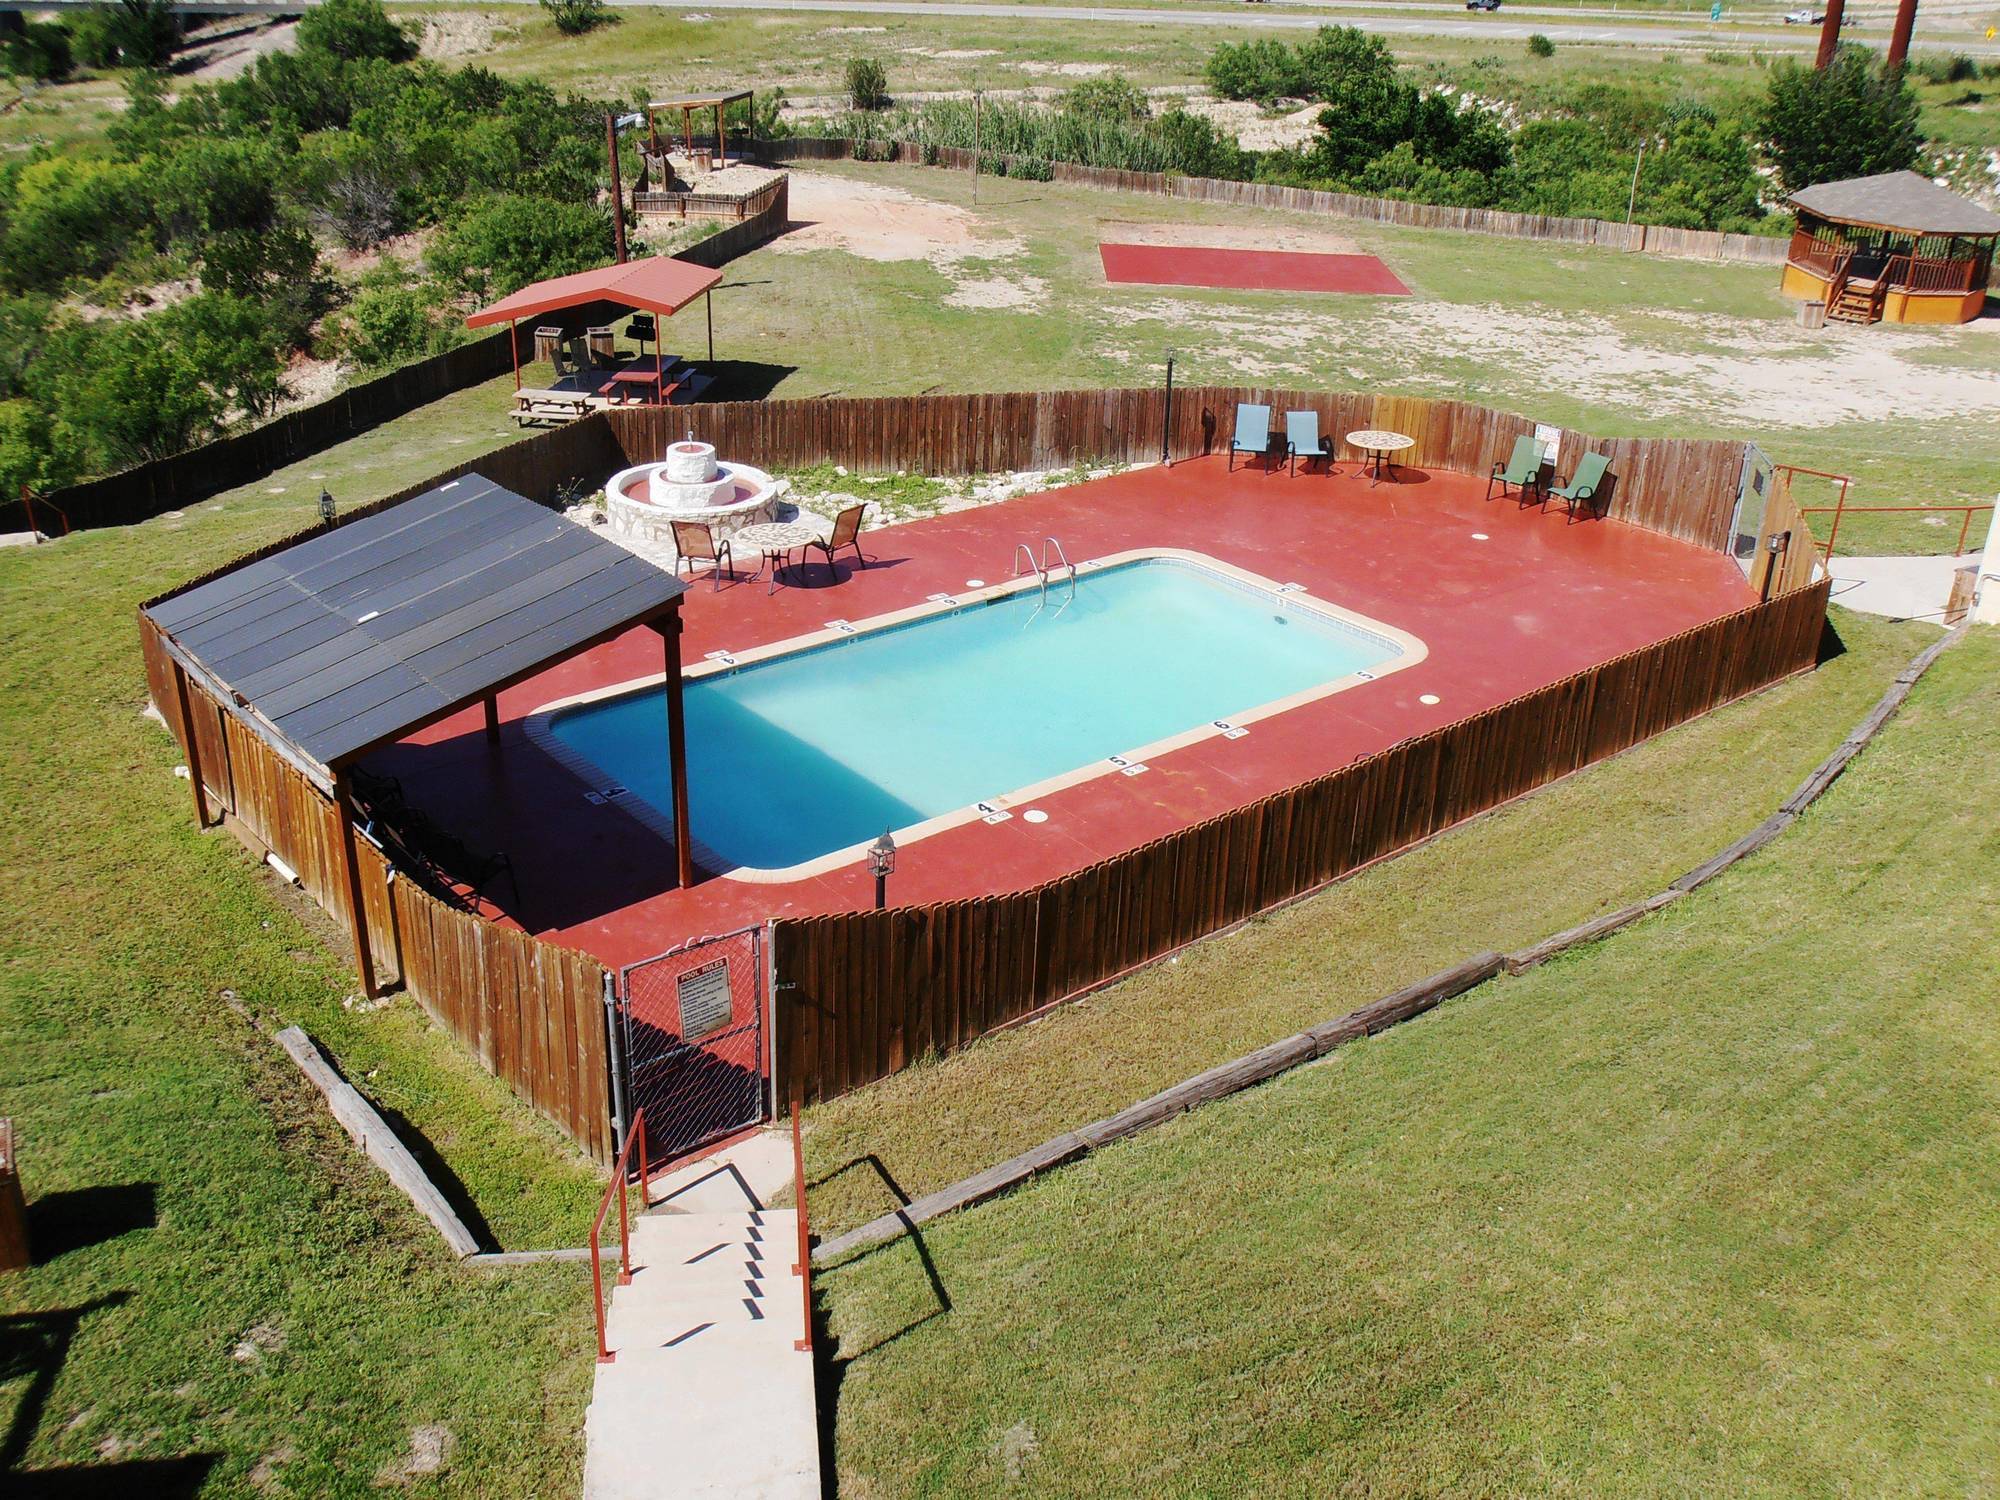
[
  {"left": 1346, "top": 429, "right": 1415, "bottom": 487},
  {"left": 734, "top": 520, "right": 822, "bottom": 594}
]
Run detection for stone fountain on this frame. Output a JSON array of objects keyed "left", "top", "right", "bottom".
[{"left": 603, "top": 439, "right": 786, "bottom": 547}]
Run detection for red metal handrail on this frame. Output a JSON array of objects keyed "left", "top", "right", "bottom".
[
  {"left": 791, "top": 1097, "right": 814, "bottom": 1353},
  {"left": 1798, "top": 501, "right": 1993, "bottom": 560},
  {"left": 590, "top": 1107, "right": 652, "bottom": 1365}
]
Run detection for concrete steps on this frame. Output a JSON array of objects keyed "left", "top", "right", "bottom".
[{"left": 583, "top": 1134, "right": 820, "bottom": 1500}]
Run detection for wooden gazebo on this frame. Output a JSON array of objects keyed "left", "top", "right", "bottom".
[
  {"left": 1783, "top": 170, "right": 2000, "bottom": 326},
  {"left": 646, "top": 90, "right": 753, "bottom": 170}
]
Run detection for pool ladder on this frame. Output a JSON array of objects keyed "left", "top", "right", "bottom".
[{"left": 1014, "top": 537, "right": 1078, "bottom": 624}]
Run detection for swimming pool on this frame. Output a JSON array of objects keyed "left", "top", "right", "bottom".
[{"left": 534, "top": 552, "right": 1423, "bottom": 878}]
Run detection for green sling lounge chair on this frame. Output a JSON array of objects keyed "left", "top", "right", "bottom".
[
  {"left": 1486, "top": 434, "right": 1546, "bottom": 505},
  {"left": 1228, "top": 403, "right": 1273, "bottom": 472},
  {"left": 1549, "top": 451, "right": 1611, "bottom": 521},
  {"left": 1286, "top": 411, "right": 1331, "bottom": 475}
]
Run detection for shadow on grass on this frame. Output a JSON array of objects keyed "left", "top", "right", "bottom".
[
  {"left": 700, "top": 360, "right": 797, "bottom": 403},
  {"left": 0, "top": 1296, "right": 219, "bottom": 1496},
  {"left": 26, "top": 1186, "right": 156, "bottom": 1267},
  {"left": 807, "top": 1156, "right": 953, "bottom": 1498},
  {"left": 1817, "top": 611, "right": 1850, "bottom": 667}
]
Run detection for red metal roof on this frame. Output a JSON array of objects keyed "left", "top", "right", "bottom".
[{"left": 465, "top": 255, "right": 724, "bottom": 329}]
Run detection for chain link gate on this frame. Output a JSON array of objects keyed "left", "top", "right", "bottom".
[{"left": 616, "top": 925, "right": 769, "bottom": 1162}]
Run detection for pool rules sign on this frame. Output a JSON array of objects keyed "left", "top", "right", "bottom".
[{"left": 676, "top": 958, "right": 734, "bottom": 1042}]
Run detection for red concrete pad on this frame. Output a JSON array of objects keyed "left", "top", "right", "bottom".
[
  {"left": 1099, "top": 242, "right": 1411, "bottom": 295},
  {"left": 371, "top": 455, "right": 1754, "bottom": 968}
]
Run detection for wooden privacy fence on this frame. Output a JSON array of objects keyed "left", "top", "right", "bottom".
[
  {"left": 138, "top": 380, "right": 1817, "bottom": 1166},
  {"left": 138, "top": 610, "right": 615, "bottom": 1164},
  {"left": 760, "top": 137, "right": 1794, "bottom": 267},
  {"left": 611, "top": 386, "right": 1752, "bottom": 552},
  {"left": 769, "top": 576, "right": 1830, "bottom": 1106}
]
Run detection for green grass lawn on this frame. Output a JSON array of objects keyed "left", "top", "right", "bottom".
[
  {"left": 0, "top": 454, "right": 606, "bottom": 1493},
  {"left": 819, "top": 625, "right": 2000, "bottom": 1497}
]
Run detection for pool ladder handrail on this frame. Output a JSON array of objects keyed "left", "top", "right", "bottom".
[{"left": 1012, "top": 542, "right": 1047, "bottom": 601}]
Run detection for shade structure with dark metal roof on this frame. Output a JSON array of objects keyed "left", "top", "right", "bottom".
[
  {"left": 145, "top": 474, "right": 700, "bottom": 997},
  {"left": 145, "top": 474, "right": 687, "bottom": 785}
]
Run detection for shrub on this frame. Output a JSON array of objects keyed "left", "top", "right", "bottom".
[
  {"left": 1527, "top": 33, "right": 1555, "bottom": 59},
  {"left": 540, "top": 0, "right": 616, "bottom": 37},
  {"left": 296, "top": 0, "right": 415, "bottom": 63},
  {"left": 1060, "top": 74, "right": 1150, "bottom": 124},
  {"left": 846, "top": 57, "right": 889, "bottom": 112},
  {"left": 1205, "top": 37, "right": 1306, "bottom": 102},
  {"left": 0, "top": 156, "right": 154, "bottom": 292},
  {"left": 426, "top": 194, "right": 616, "bottom": 301},
  {"left": 337, "top": 270, "right": 462, "bottom": 369},
  {"left": 1012, "top": 154, "right": 1054, "bottom": 181},
  {"left": 1760, "top": 45, "right": 1920, "bottom": 191},
  {"left": 45, "top": 317, "right": 227, "bottom": 467},
  {"left": 1908, "top": 52, "right": 1976, "bottom": 85},
  {"left": 1, "top": 21, "right": 75, "bottom": 83}
]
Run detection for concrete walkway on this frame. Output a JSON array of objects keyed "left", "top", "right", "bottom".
[
  {"left": 584, "top": 1132, "right": 820, "bottom": 1500},
  {"left": 1826, "top": 553, "right": 1975, "bottom": 628}
]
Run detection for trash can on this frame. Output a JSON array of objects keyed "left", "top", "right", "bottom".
[
  {"left": 533, "top": 326, "right": 564, "bottom": 364},
  {"left": 587, "top": 326, "right": 616, "bottom": 361},
  {"left": 1798, "top": 299, "right": 1826, "bottom": 330}
]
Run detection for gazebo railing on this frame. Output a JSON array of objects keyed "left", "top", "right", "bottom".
[{"left": 1882, "top": 252, "right": 1980, "bottom": 295}]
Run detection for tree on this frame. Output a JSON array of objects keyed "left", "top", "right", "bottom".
[
  {"left": 296, "top": 0, "right": 416, "bottom": 63},
  {"left": 1204, "top": 38, "right": 1306, "bottom": 103},
  {"left": 47, "top": 319, "right": 226, "bottom": 468},
  {"left": 1, "top": 22, "right": 74, "bottom": 83},
  {"left": 1061, "top": 74, "right": 1150, "bottom": 124},
  {"left": 0, "top": 156, "right": 153, "bottom": 292},
  {"left": 1760, "top": 46, "right": 1921, "bottom": 192},
  {"left": 426, "top": 195, "right": 616, "bottom": 301}
]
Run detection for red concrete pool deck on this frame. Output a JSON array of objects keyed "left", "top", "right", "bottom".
[{"left": 369, "top": 456, "right": 1755, "bottom": 970}]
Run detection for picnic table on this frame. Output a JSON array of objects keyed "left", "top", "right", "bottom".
[{"left": 1346, "top": 428, "right": 1415, "bottom": 486}]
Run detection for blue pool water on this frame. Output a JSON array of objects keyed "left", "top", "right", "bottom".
[{"left": 547, "top": 558, "right": 1402, "bottom": 871}]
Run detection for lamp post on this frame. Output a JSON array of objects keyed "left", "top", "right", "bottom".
[
  {"left": 1161, "top": 350, "right": 1175, "bottom": 467},
  {"left": 319, "top": 488, "right": 336, "bottom": 526},
  {"left": 868, "top": 829, "right": 896, "bottom": 910}
]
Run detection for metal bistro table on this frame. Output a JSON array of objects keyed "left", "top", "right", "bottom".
[
  {"left": 733, "top": 520, "right": 823, "bottom": 594},
  {"left": 1345, "top": 428, "right": 1416, "bottom": 487}
]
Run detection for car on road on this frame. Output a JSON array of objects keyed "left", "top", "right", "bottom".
[
  {"left": 1783, "top": 8, "right": 1826, "bottom": 22},
  {"left": 1466, "top": 0, "right": 1502, "bottom": 10}
]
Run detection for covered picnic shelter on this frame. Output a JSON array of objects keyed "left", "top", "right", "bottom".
[
  {"left": 1782, "top": 170, "right": 2000, "bottom": 325},
  {"left": 466, "top": 255, "right": 725, "bottom": 421},
  {"left": 645, "top": 90, "right": 753, "bottom": 167},
  {"left": 140, "top": 475, "right": 697, "bottom": 997}
]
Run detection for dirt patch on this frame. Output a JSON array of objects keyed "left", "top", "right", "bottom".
[
  {"left": 1099, "top": 219, "right": 1360, "bottom": 255},
  {"left": 174, "top": 18, "right": 296, "bottom": 82},
  {"left": 1181, "top": 95, "right": 1325, "bottom": 153},
  {"left": 778, "top": 171, "right": 1003, "bottom": 263},
  {"left": 374, "top": 1425, "right": 456, "bottom": 1487},
  {"left": 903, "top": 47, "right": 1000, "bottom": 59},
  {"left": 1099, "top": 294, "right": 2000, "bottom": 430},
  {"left": 417, "top": 11, "right": 511, "bottom": 60},
  {"left": 1015, "top": 61, "right": 1111, "bottom": 77},
  {"left": 945, "top": 272, "right": 1049, "bottom": 312}
]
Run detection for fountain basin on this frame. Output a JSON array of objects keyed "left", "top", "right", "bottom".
[{"left": 604, "top": 441, "right": 788, "bottom": 547}]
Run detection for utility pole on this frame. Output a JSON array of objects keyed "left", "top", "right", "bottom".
[
  {"left": 605, "top": 111, "right": 628, "bottom": 263},
  {"left": 1815, "top": 0, "right": 1846, "bottom": 68},
  {"left": 1626, "top": 144, "right": 1645, "bottom": 225},
  {"left": 1887, "top": 0, "right": 1919, "bottom": 68}
]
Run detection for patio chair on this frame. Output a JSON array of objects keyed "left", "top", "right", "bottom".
[
  {"left": 1549, "top": 451, "right": 1611, "bottom": 521},
  {"left": 1228, "top": 403, "right": 1273, "bottom": 472},
  {"left": 809, "top": 504, "right": 869, "bottom": 577},
  {"left": 1486, "top": 434, "right": 1546, "bottom": 505},
  {"left": 1285, "top": 411, "right": 1331, "bottom": 476},
  {"left": 671, "top": 519, "right": 737, "bottom": 589}
]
